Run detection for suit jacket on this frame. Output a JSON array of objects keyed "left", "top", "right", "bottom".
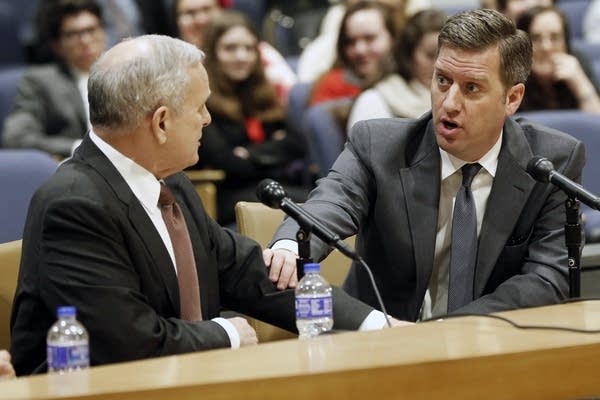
[
  {"left": 273, "top": 112, "right": 585, "bottom": 321},
  {"left": 1, "top": 63, "right": 87, "bottom": 156},
  {"left": 10, "top": 135, "right": 372, "bottom": 376}
]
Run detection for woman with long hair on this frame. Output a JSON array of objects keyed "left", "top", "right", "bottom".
[{"left": 195, "top": 11, "right": 309, "bottom": 225}]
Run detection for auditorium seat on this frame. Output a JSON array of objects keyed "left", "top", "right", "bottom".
[
  {"left": 557, "top": 0, "right": 592, "bottom": 42},
  {"left": 0, "top": 239, "right": 21, "bottom": 350},
  {"left": 234, "top": 201, "right": 354, "bottom": 341},
  {"left": 515, "top": 110, "right": 600, "bottom": 241},
  {"left": 0, "top": 149, "right": 58, "bottom": 242}
]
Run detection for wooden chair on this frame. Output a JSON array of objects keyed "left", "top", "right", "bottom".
[
  {"left": 0, "top": 240, "right": 21, "bottom": 350},
  {"left": 185, "top": 169, "right": 225, "bottom": 220},
  {"left": 234, "top": 201, "right": 354, "bottom": 342}
]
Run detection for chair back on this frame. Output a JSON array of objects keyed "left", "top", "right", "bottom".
[
  {"left": 235, "top": 201, "right": 354, "bottom": 341},
  {"left": 0, "top": 240, "right": 21, "bottom": 350},
  {"left": 0, "top": 149, "right": 58, "bottom": 242},
  {"left": 516, "top": 110, "right": 600, "bottom": 240}
]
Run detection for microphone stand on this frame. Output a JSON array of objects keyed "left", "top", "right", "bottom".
[
  {"left": 565, "top": 196, "right": 582, "bottom": 298},
  {"left": 296, "top": 227, "right": 312, "bottom": 280}
]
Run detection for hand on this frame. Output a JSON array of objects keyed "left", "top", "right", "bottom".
[
  {"left": 227, "top": 317, "right": 258, "bottom": 347},
  {"left": 388, "top": 318, "right": 415, "bottom": 328},
  {"left": 551, "top": 53, "right": 588, "bottom": 90},
  {"left": 262, "top": 248, "right": 298, "bottom": 290},
  {"left": 0, "top": 349, "right": 15, "bottom": 380}
]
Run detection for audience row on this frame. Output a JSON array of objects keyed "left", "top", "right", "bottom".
[{"left": 1, "top": 0, "right": 600, "bottom": 227}]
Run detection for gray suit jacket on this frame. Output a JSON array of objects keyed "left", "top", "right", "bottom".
[
  {"left": 2, "top": 63, "right": 87, "bottom": 156},
  {"left": 273, "top": 112, "right": 585, "bottom": 321}
]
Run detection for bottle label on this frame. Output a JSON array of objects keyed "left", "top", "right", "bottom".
[
  {"left": 296, "top": 295, "right": 333, "bottom": 319},
  {"left": 47, "top": 344, "right": 89, "bottom": 371}
]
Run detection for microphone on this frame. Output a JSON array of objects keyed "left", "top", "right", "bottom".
[
  {"left": 257, "top": 179, "right": 392, "bottom": 327},
  {"left": 526, "top": 156, "right": 600, "bottom": 210},
  {"left": 256, "top": 179, "right": 358, "bottom": 260}
]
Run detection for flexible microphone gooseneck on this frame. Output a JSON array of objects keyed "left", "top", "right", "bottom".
[
  {"left": 526, "top": 156, "right": 600, "bottom": 210},
  {"left": 257, "top": 179, "right": 392, "bottom": 328}
]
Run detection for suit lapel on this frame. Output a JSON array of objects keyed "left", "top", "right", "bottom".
[
  {"left": 400, "top": 121, "right": 441, "bottom": 296},
  {"left": 474, "top": 118, "right": 536, "bottom": 295},
  {"left": 75, "top": 136, "right": 180, "bottom": 312}
]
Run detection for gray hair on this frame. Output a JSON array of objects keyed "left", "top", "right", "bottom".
[
  {"left": 437, "top": 8, "right": 532, "bottom": 87},
  {"left": 89, "top": 34, "right": 205, "bottom": 132}
]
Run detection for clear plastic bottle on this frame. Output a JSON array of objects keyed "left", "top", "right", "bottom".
[
  {"left": 47, "top": 306, "right": 89, "bottom": 373},
  {"left": 295, "top": 262, "right": 333, "bottom": 339}
]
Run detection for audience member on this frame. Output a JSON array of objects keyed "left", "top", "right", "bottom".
[
  {"left": 10, "top": 34, "right": 394, "bottom": 376},
  {"left": 0, "top": 350, "right": 15, "bottom": 380},
  {"left": 517, "top": 6, "right": 600, "bottom": 113},
  {"left": 173, "top": 0, "right": 296, "bottom": 104},
  {"left": 2, "top": 0, "right": 107, "bottom": 157},
  {"left": 494, "top": 0, "right": 554, "bottom": 22},
  {"left": 264, "top": 10, "right": 582, "bottom": 323},
  {"left": 308, "top": 1, "right": 396, "bottom": 107},
  {"left": 193, "top": 11, "right": 310, "bottom": 226},
  {"left": 303, "top": 1, "right": 396, "bottom": 177},
  {"left": 347, "top": 8, "right": 447, "bottom": 130},
  {"left": 297, "top": 0, "right": 432, "bottom": 83}
]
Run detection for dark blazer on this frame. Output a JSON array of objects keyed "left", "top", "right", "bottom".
[
  {"left": 1, "top": 63, "right": 87, "bottom": 156},
  {"left": 273, "top": 112, "right": 585, "bottom": 321},
  {"left": 10, "top": 135, "right": 372, "bottom": 376}
]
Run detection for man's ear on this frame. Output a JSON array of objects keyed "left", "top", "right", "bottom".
[
  {"left": 151, "top": 106, "right": 170, "bottom": 145},
  {"left": 505, "top": 82, "right": 525, "bottom": 116}
]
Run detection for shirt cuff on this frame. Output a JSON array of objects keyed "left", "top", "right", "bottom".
[
  {"left": 359, "top": 310, "right": 388, "bottom": 330},
  {"left": 212, "top": 317, "right": 240, "bottom": 349},
  {"left": 270, "top": 239, "right": 298, "bottom": 254}
]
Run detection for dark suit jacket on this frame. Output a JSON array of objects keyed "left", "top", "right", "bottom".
[
  {"left": 273, "top": 112, "right": 585, "bottom": 321},
  {"left": 1, "top": 63, "right": 87, "bottom": 156},
  {"left": 10, "top": 135, "right": 372, "bottom": 376}
]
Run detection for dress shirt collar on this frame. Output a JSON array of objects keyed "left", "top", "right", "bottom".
[
  {"left": 89, "top": 130, "right": 161, "bottom": 213},
  {"left": 439, "top": 130, "right": 503, "bottom": 180}
]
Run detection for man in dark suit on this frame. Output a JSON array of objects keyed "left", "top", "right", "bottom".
[
  {"left": 9, "top": 34, "right": 388, "bottom": 376},
  {"left": 265, "top": 9, "right": 585, "bottom": 321},
  {"left": 2, "top": 0, "right": 107, "bottom": 157}
]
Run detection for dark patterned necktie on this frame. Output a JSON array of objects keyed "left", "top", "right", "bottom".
[
  {"left": 159, "top": 183, "right": 202, "bottom": 321},
  {"left": 447, "top": 163, "right": 482, "bottom": 312}
]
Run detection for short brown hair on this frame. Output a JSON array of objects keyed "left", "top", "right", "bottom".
[{"left": 437, "top": 8, "right": 532, "bottom": 87}]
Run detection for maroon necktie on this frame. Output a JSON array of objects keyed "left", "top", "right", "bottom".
[{"left": 159, "top": 183, "right": 202, "bottom": 321}]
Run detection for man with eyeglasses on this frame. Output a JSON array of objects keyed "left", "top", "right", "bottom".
[{"left": 2, "top": 0, "right": 107, "bottom": 158}]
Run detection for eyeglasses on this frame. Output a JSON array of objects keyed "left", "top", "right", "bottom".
[{"left": 60, "top": 25, "right": 104, "bottom": 43}]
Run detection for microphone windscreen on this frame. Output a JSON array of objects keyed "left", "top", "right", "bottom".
[
  {"left": 256, "top": 179, "right": 287, "bottom": 209},
  {"left": 526, "top": 156, "right": 554, "bottom": 183}
]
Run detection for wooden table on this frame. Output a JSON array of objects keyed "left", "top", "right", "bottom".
[{"left": 2, "top": 301, "right": 600, "bottom": 399}]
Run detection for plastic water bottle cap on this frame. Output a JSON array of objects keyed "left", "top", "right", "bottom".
[
  {"left": 57, "top": 306, "right": 77, "bottom": 318},
  {"left": 303, "top": 263, "right": 320, "bottom": 273}
]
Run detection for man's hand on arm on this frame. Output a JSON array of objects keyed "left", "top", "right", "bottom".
[{"left": 262, "top": 247, "right": 298, "bottom": 290}]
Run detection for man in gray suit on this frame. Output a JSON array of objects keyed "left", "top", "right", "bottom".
[
  {"left": 265, "top": 9, "right": 584, "bottom": 321},
  {"left": 2, "top": 0, "right": 106, "bottom": 157}
]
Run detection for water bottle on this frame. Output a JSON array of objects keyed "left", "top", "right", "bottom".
[
  {"left": 47, "top": 306, "right": 89, "bottom": 373},
  {"left": 295, "top": 262, "right": 333, "bottom": 339}
]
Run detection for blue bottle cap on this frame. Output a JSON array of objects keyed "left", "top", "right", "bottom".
[
  {"left": 57, "top": 306, "right": 76, "bottom": 318},
  {"left": 303, "top": 263, "right": 320, "bottom": 273}
]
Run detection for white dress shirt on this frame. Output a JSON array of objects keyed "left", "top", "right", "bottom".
[
  {"left": 89, "top": 131, "right": 240, "bottom": 348},
  {"left": 421, "top": 133, "right": 502, "bottom": 319}
]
